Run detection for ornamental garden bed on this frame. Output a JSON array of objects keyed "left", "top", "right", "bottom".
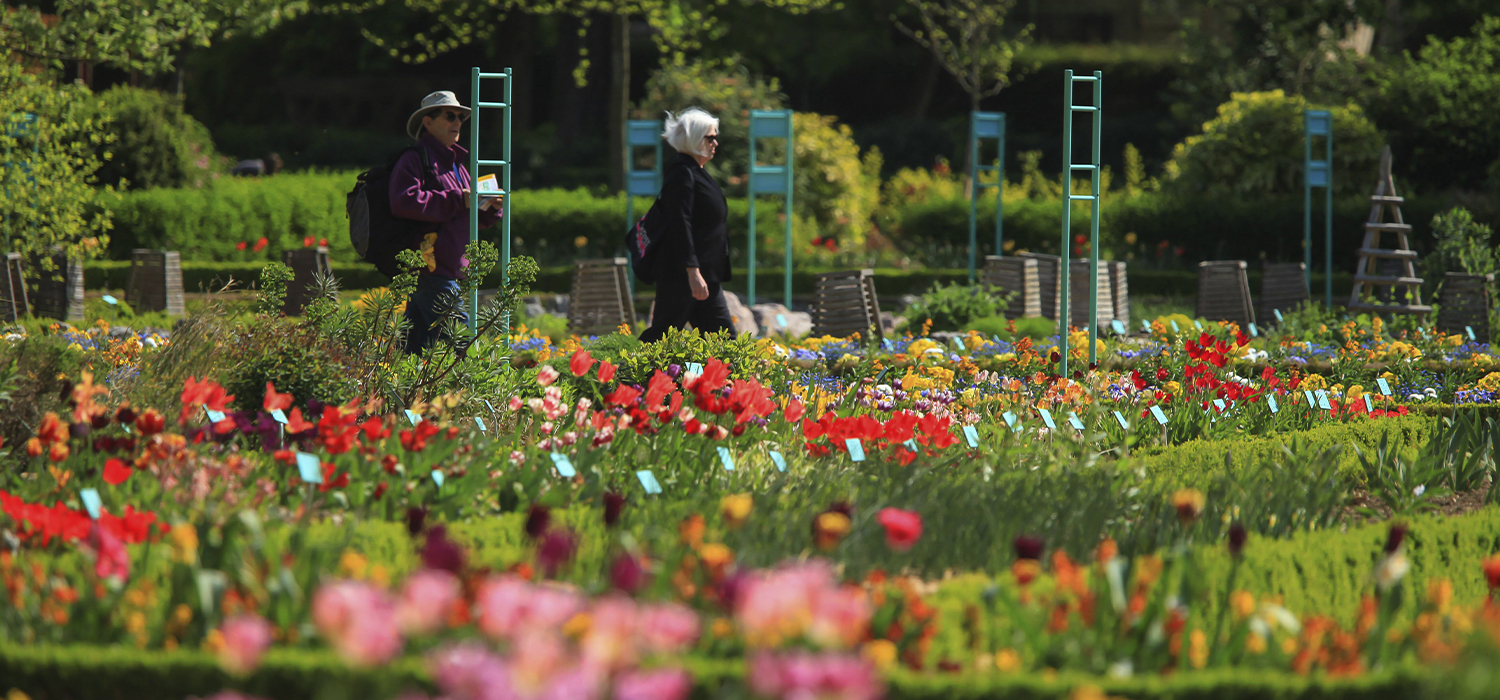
[{"left": 6, "top": 260, "right": 1500, "bottom": 700}]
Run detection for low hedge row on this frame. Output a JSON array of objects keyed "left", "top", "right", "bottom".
[
  {"left": 78, "top": 259, "right": 1357, "bottom": 300},
  {"left": 0, "top": 643, "right": 1428, "bottom": 700},
  {"left": 1141, "top": 413, "right": 1439, "bottom": 482}
]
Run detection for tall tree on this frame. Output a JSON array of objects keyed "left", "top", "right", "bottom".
[
  {"left": 891, "top": 0, "right": 1033, "bottom": 116},
  {"left": 0, "top": 0, "right": 304, "bottom": 90}
]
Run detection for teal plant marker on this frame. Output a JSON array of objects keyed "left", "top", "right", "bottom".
[
  {"left": 1303, "top": 390, "right": 1317, "bottom": 407},
  {"left": 296, "top": 452, "right": 323, "bottom": 484},
  {"left": 79, "top": 488, "right": 102, "bottom": 519},
  {"left": 747, "top": 109, "right": 795, "bottom": 305},
  {"left": 1194, "top": 320, "right": 1204, "bottom": 331},
  {"left": 405, "top": 410, "right": 422, "bottom": 425},
  {"left": 903, "top": 439, "right": 919, "bottom": 451},
  {"left": 1111, "top": 320, "right": 1125, "bottom": 335},
  {"left": 1141, "top": 320, "right": 1150, "bottom": 333},
  {"left": 624, "top": 119, "right": 664, "bottom": 283},
  {"left": 469, "top": 66, "right": 514, "bottom": 335},
  {"left": 1274, "top": 309, "right": 1284, "bottom": 323},
  {"left": 1316, "top": 391, "right": 1332, "bottom": 410},
  {"left": 1149, "top": 405, "right": 1169, "bottom": 425},
  {"left": 777, "top": 314, "right": 787, "bottom": 328},
  {"left": 717, "top": 446, "right": 736, "bottom": 471},
  {"left": 962, "top": 425, "right": 979, "bottom": 447},
  {"left": 769, "top": 451, "right": 787, "bottom": 472},
  {"left": 431, "top": 470, "right": 445, "bottom": 487},
  {"left": 270, "top": 409, "right": 288, "bottom": 424},
  {"left": 205, "top": 408, "right": 226, "bottom": 423},
  {"left": 1112, "top": 411, "right": 1129, "bottom": 429},
  {"left": 1002, "top": 411, "right": 1017, "bottom": 428},
  {"left": 102, "top": 295, "right": 117, "bottom": 305},
  {"left": 549, "top": 452, "right": 576, "bottom": 478},
  {"left": 474, "top": 416, "right": 487, "bottom": 432},
  {"left": 1169, "top": 320, "right": 1180, "bottom": 333},
  {"left": 1377, "top": 378, "right": 1391, "bottom": 395},
  {"left": 686, "top": 362, "right": 703, "bottom": 375},
  {"left": 845, "top": 438, "right": 866, "bottom": 461},
  {"left": 1268, "top": 394, "right": 1279, "bottom": 413},
  {"left": 1213, "top": 399, "right": 1226, "bottom": 412},
  {"left": 1364, "top": 395, "right": 1374, "bottom": 412},
  {"left": 1468, "top": 326, "right": 1477, "bottom": 340},
  {"left": 484, "top": 399, "right": 496, "bottom": 413},
  {"left": 1249, "top": 323, "right": 1258, "bottom": 337},
  {"left": 1067, "top": 412, "right": 1086, "bottom": 431},
  {"left": 1038, "top": 408, "right": 1057, "bottom": 429},
  {"left": 636, "top": 470, "right": 663, "bottom": 494}
]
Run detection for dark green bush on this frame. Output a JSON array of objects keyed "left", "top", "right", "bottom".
[
  {"left": 222, "top": 322, "right": 360, "bottom": 414},
  {"left": 89, "top": 86, "right": 221, "bottom": 191},
  {"left": 904, "top": 283, "right": 1009, "bottom": 332}
]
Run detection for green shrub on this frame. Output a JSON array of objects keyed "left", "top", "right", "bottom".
[
  {"left": 1422, "top": 207, "right": 1497, "bottom": 301},
  {"left": 786, "top": 112, "right": 883, "bottom": 253},
  {"left": 1369, "top": 16, "right": 1500, "bottom": 192},
  {"left": 221, "top": 321, "right": 360, "bottom": 414},
  {"left": 89, "top": 86, "right": 221, "bottom": 191},
  {"left": 1162, "top": 90, "right": 1383, "bottom": 197},
  {"left": 904, "top": 283, "right": 1009, "bottom": 333}
]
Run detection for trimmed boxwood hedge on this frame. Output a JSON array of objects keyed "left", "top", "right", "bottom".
[{"left": 0, "top": 643, "right": 1428, "bottom": 700}]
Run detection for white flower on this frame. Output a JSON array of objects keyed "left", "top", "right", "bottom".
[{"left": 1413, "top": 484, "right": 1426, "bottom": 497}]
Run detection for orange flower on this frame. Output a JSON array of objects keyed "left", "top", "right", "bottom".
[
  {"left": 37, "top": 412, "right": 69, "bottom": 445},
  {"left": 1095, "top": 538, "right": 1118, "bottom": 566},
  {"left": 70, "top": 372, "right": 109, "bottom": 424},
  {"left": 1484, "top": 556, "right": 1500, "bottom": 590},
  {"left": 136, "top": 409, "right": 166, "bottom": 436},
  {"left": 263, "top": 382, "right": 294, "bottom": 413},
  {"left": 1011, "top": 559, "right": 1041, "bottom": 587},
  {"left": 1171, "top": 489, "right": 1205, "bottom": 526},
  {"left": 679, "top": 514, "right": 706, "bottom": 549},
  {"left": 813, "top": 511, "right": 851, "bottom": 551}
]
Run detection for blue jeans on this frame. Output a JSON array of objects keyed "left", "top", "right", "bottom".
[{"left": 404, "top": 275, "right": 469, "bottom": 354}]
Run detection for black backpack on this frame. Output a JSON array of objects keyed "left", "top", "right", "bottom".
[
  {"left": 347, "top": 146, "right": 440, "bottom": 280},
  {"left": 625, "top": 198, "right": 666, "bottom": 284}
]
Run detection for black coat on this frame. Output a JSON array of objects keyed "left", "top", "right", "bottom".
[{"left": 656, "top": 152, "right": 731, "bottom": 283}]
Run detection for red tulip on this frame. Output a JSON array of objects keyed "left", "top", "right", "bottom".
[
  {"left": 597, "top": 361, "right": 616, "bottom": 384},
  {"left": 103, "top": 458, "right": 132, "bottom": 486},
  {"left": 876, "top": 508, "right": 922, "bottom": 551},
  {"left": 569, "top": 348, "right": 596, "bottom": 376}
]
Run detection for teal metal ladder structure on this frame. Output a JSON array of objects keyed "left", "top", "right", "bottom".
[
  {"left": 1058, "top": 70, "right": 1102, "bottom": 377},
  {"left": 623, "top": 119, "right": 663, "bottom": 299},
  {"left": 1304, "top": 109, "right": 1332, "bottom": 308},
  {"left": 747, "top": 110, "right": 794, "bottom": 307},
  {"left": 624, "top": 119, "right": 664, "bottom": 231},
  {"left": 468, "top": 67, "right": 514, "bottom": 335},
  {"left": 967, "top": 111, "right": 1005, "bottom": 283}
]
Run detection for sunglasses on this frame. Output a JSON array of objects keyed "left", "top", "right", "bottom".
[
  {"left": 432, "top": 109, "right": 468, "bottom": 124},
  {"left": 703, "top": 134, "right": 719, "bottom": 143}
]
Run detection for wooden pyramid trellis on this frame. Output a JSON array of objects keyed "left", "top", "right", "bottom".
[{"left": 1348, "top": 146, "right": 1430, "bottom": 314}]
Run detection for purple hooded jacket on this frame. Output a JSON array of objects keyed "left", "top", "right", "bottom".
[{"left": 389, "top": 132, "right": 502, "bottom": 280}]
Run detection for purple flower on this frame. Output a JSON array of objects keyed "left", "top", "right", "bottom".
[
  {"left": 422, "top": 525, "right": 467, "bottom": 573},
  {"left": 537, "top": 528, "right": 577, "bottom": 577}
]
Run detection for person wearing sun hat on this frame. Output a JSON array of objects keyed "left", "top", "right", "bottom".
[{"left": 390, "top": 90, "right": 503, "bottom": 354}]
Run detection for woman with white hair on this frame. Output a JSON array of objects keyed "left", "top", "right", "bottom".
[{"left": 639, "top": 107, "right": 734, "bottom": 343}]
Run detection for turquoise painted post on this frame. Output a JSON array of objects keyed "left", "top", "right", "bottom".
[
  {"left": 470, "top": 67, "right": 514, "bottom": 335},
  {"left": 1060, "top": 70, "right": 1104, "bottom": 375},
  {"left": 1304, "top": 109, "right": 1332, "bottom": 307},
  {"left": 747, "top": 110, "right": 795, "bottom": 307},
  {"left": 967, "top": 112, "right": 1006, "bottom": 282}
]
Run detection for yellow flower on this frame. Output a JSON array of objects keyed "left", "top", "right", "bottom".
[
  {"left": 338, "top": 550, "right": 369, "bottom": 579},
  {"left": 995, "top": 647, "right": 1022, "bottom": 672},
  {"left": 1479, "top": 372, "right": 1500, "bottom": 392},
  {"left": 1427, "top": 578, "right": 1453, "bottom": 614},
  {"left": 1346, "top": 385, "right": 1364, "bottom": 402},
  {"left": 1189, "top": 629, "right": 1209, "bottom": 669},
  {"left": 168, "top": 523, "right": 198, "bottom": 565},
  {"left": 420, "top": 233, "right": 438, "bottom": 272},
  {"left": 1246, "top": 631, "right": 1267, "bottom": 654},
  {"left": 1172, "top": 489, "right": 1205, "bottom": 525},
  {"left": 1164, "top": 380, "right": 1182, "bottom": 396},
  {"left": 1231, "top": 590, "right": 1256, "bottom": 619},
  {"left": 1299, "top": 373, "right": 1327, "bottom": 391},
  {"left": 862, "top": 639, "right": 898, "bottom": 669},
  {"left": 720, "top": 493, "right": 753, "bottom": 529},
  {"left": 960, "top": 388, "right": 979, "bottom": 406},
  {"left": 126, "top": 611, "right": 147, "bottom": 635},
  {"left": 1125, "top": 232, "right": 1138, "bottom": 245},
  {"left": 906, "top": 339, "right": 939, "bottom": 356}
]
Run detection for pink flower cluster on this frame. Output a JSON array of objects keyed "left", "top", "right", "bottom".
[
  {"left": 312, "top": 569, "right": 464, "bottom": 666},
  {"left": 734, "top": 560, "right": 872, "bottom": 650},
  {"left": 425, "top": 576, "right": 699, "bottom": 700},
  {"left": 748, "top": 651, "right": 883, "bottom": 700}
]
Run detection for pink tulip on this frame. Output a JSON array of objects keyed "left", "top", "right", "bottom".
[
  {"left": 538, "top": 365, "right": 560, "bottom": 387},
  {"left": 747, "top": 651, "right": 882, "bottom": 700},
  {"left": 87, "top": 521, "right": 130, "bottom": 582},
  {"left": 399, "top": 569, "right": 461, "bottom": 636},
  {"left": 638, "top": 602, "right": 700, "bottom": 654},
  {"left": 312, "top": 579, "right": 403, "bottom": 666},
  {"left": 430, "top": 642, "right": 509, "bottom": 700},
  {"left": 614, "top": 668, "right": 691, "bottom": 700},
  {"left": 476, "top": 575, "right": 583, "bottom": 642},
  {"left": 580, "top": 595, "right": 639, "bottom": 671},
  {"left": 218, "top": 613, "right": 273, "bottom": 676}
]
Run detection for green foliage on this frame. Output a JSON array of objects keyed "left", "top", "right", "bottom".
[
  {"left": 1370, "top": 16, "right": 1500, "bottom": 192},
  {"left": 1168, "top": 0, "right": 1378, "bottom": 125},
  {"left": 786, "top": 112, "right": 884, "bottom": 252},
  {"left": 1163, "top": 90, "right": 1383, "bottom": 197},
  {"left": 105, "top": 169, "right": 351, "bottom": 262},
  {"left": 904, "top": 282, "right": 1009, "bottom": 333},
  {"left": 0, "top": 63, "right": 113, "bottom": 265},
  {"left": 88, "top": 86, "right": 222, "bottom": 190},
  {"left": 256, "top": 262, "right": 292, "bottom": 316},
  {"left": 601, "top": 326, "right": 782, "bottom": 386},
  {"left": 892, "top": 0, "right": 1034, "bottom": 112},
  {"left": 1423, "top": 207, "right": 1498, "bottom": 301},
  {"left": 632, "top": 57, "right": 787, "bottom": 189}
]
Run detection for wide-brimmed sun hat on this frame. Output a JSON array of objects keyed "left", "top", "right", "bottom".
[{"left": 406, "top": 91, "right": 471, "bottom": 139}]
